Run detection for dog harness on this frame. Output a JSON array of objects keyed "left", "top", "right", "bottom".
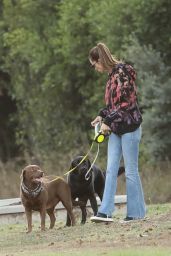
[{"left": 21, "top": 181, "right": 43, "bottom": 198}]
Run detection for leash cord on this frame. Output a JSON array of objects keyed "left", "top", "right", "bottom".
[
  {"left": 85, "top": 143, "right": 100, "bottom": 180},
  {"left": 64, "top": 141, "right": 95, "bottom": 176},
  {"left": 64, "top": 123, "right": 105, "bottom": 177}
]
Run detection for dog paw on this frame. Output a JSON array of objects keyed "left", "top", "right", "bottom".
[
  {"left": 81, "top": 221, "right": 86, "bottom": 225},
  {"left": 65, "top": 224, "right": 71, "bottom": 228},
  {"left": 41, "top": 228, "right": 46, "bottom": 232},
  {"left": 26, "top": 230, "right": 32, "bottom": 234}
]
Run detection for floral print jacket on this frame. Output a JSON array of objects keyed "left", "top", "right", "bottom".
[{"left": 99, "top": 63, "right": 142, "bottom": 135}]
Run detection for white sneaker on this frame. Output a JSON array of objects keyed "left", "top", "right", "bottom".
[{"left": 90, "top": 213, "right": 113, "bottom": 223}]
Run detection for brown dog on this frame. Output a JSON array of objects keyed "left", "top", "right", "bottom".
[{"left": 20, "top": 165, "right": 75, "bottom": 233}]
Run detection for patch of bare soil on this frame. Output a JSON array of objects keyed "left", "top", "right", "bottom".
[
  {"left": 57, "top": 211, "right": 171, "bottom": 251},
  {"left": 1, "top": 205, "right": 171, "bottom": 255}
]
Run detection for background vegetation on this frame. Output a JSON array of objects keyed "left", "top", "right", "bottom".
[{"left": 0, "top": 0, "right": 170, "bottom": 202}]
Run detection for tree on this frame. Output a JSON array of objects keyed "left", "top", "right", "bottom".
[
  {"left": 124, "top": 37, "right": 171, "bottom": 160},
  {"left": 0, "top": 0, "right": 171, "bottom": 165}
]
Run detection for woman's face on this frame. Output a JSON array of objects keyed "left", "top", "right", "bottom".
[{"left": 89, "top": 59, "right": 105, "bottom": 73}]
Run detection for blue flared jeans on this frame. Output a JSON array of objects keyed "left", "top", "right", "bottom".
[{"left": 99, "top": 126, "right": 146, "bottom": 218}]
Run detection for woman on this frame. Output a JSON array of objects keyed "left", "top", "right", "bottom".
[{"left": 89, "top": 43, "right": 146, "bottom": 223}]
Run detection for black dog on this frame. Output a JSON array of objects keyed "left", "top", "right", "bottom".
[{"left": 66, "top": 156, "right": 125, "bottom": 225}]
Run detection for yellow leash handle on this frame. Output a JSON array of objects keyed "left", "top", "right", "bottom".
[{"left": 64, "top": 141, "right": 95, "bottom": 176}]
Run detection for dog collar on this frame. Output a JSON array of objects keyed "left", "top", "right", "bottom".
[{"left": 21, "top": 181, "right": 43, "bottom": 198}]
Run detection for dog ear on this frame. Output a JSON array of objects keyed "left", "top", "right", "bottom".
[
  {"left": 20, "top": 169, "right": 26, "bottom": 180},
  {"left": 70, "top": 161, "right": 74, "bottom": 170}
]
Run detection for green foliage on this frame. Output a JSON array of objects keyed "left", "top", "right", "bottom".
[
  {"left": 0, "top": 0, "right": 171, "bottom": 165},
  {"left": 123, "top": 37, "right": 171, "bottom": 160},
  {"left": 130, "top": 0, "right": 171, "bottom": 65}
]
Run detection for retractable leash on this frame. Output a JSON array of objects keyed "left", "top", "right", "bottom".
[
  {"left": 94, "top": 122, "right": 105, "bottom": 143},
  {"left": 64, "top": 122, "right": 110, "bottom": 178},
  {"left": 84, "top": 122, "right": 111, "bottom": 180}
]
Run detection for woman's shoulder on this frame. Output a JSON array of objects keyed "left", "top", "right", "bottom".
[
  {"left": 110, "top": 62, "right": 136, "bottom": 81},
  {"left": 118, "top": 62, "right": 136, "bottom": 75},
  {"left": 117, "top": 61, "right": 135, "bottom": 71}
]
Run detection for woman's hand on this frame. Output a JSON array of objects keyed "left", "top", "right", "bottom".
[
  {"left": 100, "top": 123, "right": 111, "bottom": 135},
  {"left": 91, "top": 116, "right": 102, "bottom": 127}
]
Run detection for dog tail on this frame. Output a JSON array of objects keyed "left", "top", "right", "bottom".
[
  {"left": 103, "top": 166, "right": 125, "bottom": 178},
  {"left": 117, "top": 166, "right": 125, "bottom": 176}
]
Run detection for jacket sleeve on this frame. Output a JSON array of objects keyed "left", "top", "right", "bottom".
[{"left": 103, "top": 65, "right": 137, "bottom": 126}]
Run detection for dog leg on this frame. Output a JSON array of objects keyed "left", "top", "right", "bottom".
[
  {"left": 40, "top": 207, "right": 46, "bottom": 231},
  {"left": 67, "top": 208, "right": 75, "bottom": 226},
  {"left": 25, "top": 208, "right": 32, "bottom": 233},
  {"left": 79, "top": 196, "right": 88, "bottom": 224},
  {"left": 66, "top": 197, "right": 77, "bottom": 227},
  {"left": 47, "top": 207, "right": 56, "bottom": 229},
  {"left": 97, "top": 191, "right": 104, "bottom": 201},
  {"left": 62, "top": 198, "right": 75, "bottom": 226},
  {"left": 66, "top": 213, "right": 71, "bottom": 227},
  {"left": 89, "top": 194, "right": 98, "bottom": 216},
  {"left": 80, "top": 205, "right": 87, "bottom": 224},
  {"left": 64, "top": 204, "right": 75, "bottom": 226}
]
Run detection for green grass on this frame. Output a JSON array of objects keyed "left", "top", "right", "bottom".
[
  {"left": 0, "top": 204, "right": 171, "bottom": 256},
  {"left": 13, "top": 248, "right": 171, "bottom": 256},
  {"left": 147, "top": 203, "right": 171, "bottom": 215}
]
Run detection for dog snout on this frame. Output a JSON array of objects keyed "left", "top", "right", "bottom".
[
  {"left": 80, "top": 167, "right": 87, "bottom": 172},
  {"left": 78, "top": 167, "right": 88, "bottom": 176},
  {"left": 35, "top": 169, "right": 44, "bottom": 178}
]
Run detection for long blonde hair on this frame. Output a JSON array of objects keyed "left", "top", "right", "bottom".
[{"left": 89, "top": 42, "right": 122, "bottom": 70}]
